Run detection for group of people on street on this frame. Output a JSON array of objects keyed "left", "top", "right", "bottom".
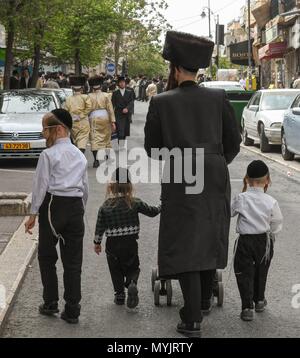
[{"left": 24, "top": 30, "right": 283, "bottom": 338}]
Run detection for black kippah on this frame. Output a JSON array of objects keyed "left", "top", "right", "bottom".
[
  {"left": 51, "top": 109, "right": 73, "bottom": 130},
  {"left": 247, "top": 160, "right": 269, "bottom": 179}
]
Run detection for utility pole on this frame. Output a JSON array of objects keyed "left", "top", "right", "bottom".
[
  {"left": 208, "top": 0, "right": 213, "bottom": 78},
  {"left": 216, "top": 14, "right": 220, "bottom": 69},
  {"left": 247, "top": 0, "right": 252, "bottom": 89}
]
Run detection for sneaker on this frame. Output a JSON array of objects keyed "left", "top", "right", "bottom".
[
  {"left": 39, "top": 302, "right": 59, "bottom": 316},
  {"left": 240, "top": 308, "right": 254, "bottom": 321},
  {"left": 255, "top": 299, "right": 267, "bottom": 313},
  {"left": 61, "top": 311, "right": 79, "bottom": 324},
  {"left": 114, "top": 293, "right": 125, "bottom": 305},
  {"left": 93, "top": 160, "right": 100, "bottom": 168},
  {"left": 176, "top": 321, "right": 201, "bottom": 338},
  {"left": 127, "top": 282, "right": 139, "bottom": 309}
]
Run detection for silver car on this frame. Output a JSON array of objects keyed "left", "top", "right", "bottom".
[{"left": 0, "top": 89, "right": 61, "bottom": 159}]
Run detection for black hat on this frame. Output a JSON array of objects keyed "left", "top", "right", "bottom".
[
  {"left": 88, "top": 76, "right": 103, "bottom": 87},
  {"left": 117, "top": 76, "right": 126, "bottom": 83},
  {"left": 247, "top": 160, "right": 269, "bottom": 179},
  {"left": 162, "top": 31, "right": 215, "bottom": 71},
  {"left": 112, "top": 167, "right": 131, "bottom": 184},
  {"left": 51, "top": 109, "right": 73, "bottom": 130},
  {"left": 69, "top": 76, "right": 86, "bottom": 87}
]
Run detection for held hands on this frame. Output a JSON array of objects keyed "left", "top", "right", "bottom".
[
  {"left": 25, "top": 215, "right": 36, "bottom": 235},
  {"left": 94, "top": 244, "right": 102, "bottom": 255}
]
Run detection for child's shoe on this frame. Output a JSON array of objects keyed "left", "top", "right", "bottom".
[
  {"left": 240, "top": 308, "right": 254, "bottom": 321},
  {"left": 255, "top": 299, "right": 267, "bottom": 313},
  {"left": 114, "top": 292, "right": 125, "bottom": 305},
  {"left": 127, "top": 282, "right": 139, "bottom": 308}
]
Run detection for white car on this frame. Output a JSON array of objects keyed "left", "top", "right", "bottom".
[
  {"left": 241, "top": 89, "right": 300, "bottom": 152},
  {"left": 199, "top": 81, "right": 245, "bottom": 91}
]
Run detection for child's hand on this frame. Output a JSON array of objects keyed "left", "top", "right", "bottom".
[{"left": 94, "top": 244, "right": 102, "bottom": 255}]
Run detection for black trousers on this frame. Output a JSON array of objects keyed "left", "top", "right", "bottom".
[
  {"left": 234, "top": 234, "right": 274, "bottom": 310},
  {"left": 177, "top": 270, "right": 215, "bottom": 323},
  {"left": 38, "top": 193, "right": 84, "bottom": 318},
  {"left": 106, "top": 236, "right": 140, "bottom": 295}
]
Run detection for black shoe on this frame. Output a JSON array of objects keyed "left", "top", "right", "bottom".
[
  {"left": 240, "top": 308, "right": 254, "bottom": 321},
  {"left": 93, "top": 160, "right": 100, "bottom": 168},
  {"left": 127, "top": 282, "right": 139, "bottom": 309},
  {"left": 201, "top": 296, "right": 214, "bottom": 315},
  {"left": 39, "top": 302, "right": 59, "bottom": 316},
  {"left": 61, "top": 311, "right": 79, "bottom": 324},
  {"left": 255, "top": 299, "right": 267, "bottom": 313},
  {"left": 176, "top": 321, "right": 201, "bottom": 338},
  {"left": 114, "top": 293, "right": 125, "bottom": 305}
]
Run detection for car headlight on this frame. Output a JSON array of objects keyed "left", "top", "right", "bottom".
[{"left": 270, "top": 123, "right": 282, "bottom": 129}]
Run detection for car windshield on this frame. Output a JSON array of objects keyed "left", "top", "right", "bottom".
[
  {"left": 0, "top": 93, "right": 56, "bottom": 114},
  {"left": 261, "top": 93, "right": 297, "bottom": 111}
]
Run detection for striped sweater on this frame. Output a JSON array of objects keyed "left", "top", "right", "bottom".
[{"left": 94, "top": 197, "right": 161, "bottom": 244}]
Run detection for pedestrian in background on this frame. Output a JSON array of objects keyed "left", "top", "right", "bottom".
[
  {"left": 20, "top": 68, "right": 33, "bottom": 89},
  {"left": 94, "top": 167, "right": 161, "bottom": 308},
  {"left": 9, "top": 69, "right": 20, "bottom": 89},
  {"left": 146, "top": 78, "right": 158, "bottom": 100},
  {"left": 25, "top": 108, "right": 88, "bottom": 324},
  {"left": 156, "top": 76, "right": 165, "bottom": 94},
  {"left": 293, "top": 72, "right": 300, "bottom": 89},
  {"left": 231, "top": 160, "right": 283, "bottom": 322},
  {"left": 65, "top": 76, "right": 92, "bottom": 154}
]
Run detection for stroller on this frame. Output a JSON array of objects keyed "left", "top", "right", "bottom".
[{"left": 151, "top": 268, "right": 224, "bottom": 307}]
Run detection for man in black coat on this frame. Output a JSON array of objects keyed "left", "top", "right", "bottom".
[
  {"left": 112, "top": 76, "right": 135, "bottom": 146},
  {"left": 20, "top": 68, "right": 33, "bottom": 89},
  {"left": 10, "top": 70, "right": 20, "bottom": 89},
  {"left": 144, "top": 31, "right": 241, "bottom": 337}
]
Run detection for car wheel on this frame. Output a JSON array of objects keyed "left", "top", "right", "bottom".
[
  {"left": 259, "top": 124, "right": 271, "bottom": 153},
  {"left": 281, "top": 131, "right": 295, "bottom": 161},
  {"left": 242, "top": 123, "right": 254, "bottom": 146}
]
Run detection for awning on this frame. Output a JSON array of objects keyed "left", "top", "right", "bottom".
[{"left": 258, "top": 42, "right": 287, "bottom": 60}]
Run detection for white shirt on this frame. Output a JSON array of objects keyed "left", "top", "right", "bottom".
[
  {"left": 31, "top": 137, "right": 88, "bottom": 215},
  {"left": 120, "top": 88, "right": 126, "bottom": 96},
  {"left": 231, "top": 187, "right": 283, "bottom": 235}
]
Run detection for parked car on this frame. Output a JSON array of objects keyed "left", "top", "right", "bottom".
[
  {"left": 0, "top": 89, "right": 61, "bottom": 159},
  {"left": 281, "top": 93, "right": 300, "bottom": 161},
  {"left": 199, "top": 81, "right": 254, "bottom": 130},
  {"left": 241, "top": 89, "right": 300, "bottom": 152}
]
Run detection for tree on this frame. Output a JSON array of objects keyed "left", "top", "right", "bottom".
[{"left": 0, "top": 0, "right": 25, "bottom": 89}]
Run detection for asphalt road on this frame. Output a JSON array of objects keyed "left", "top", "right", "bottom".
[{"left": 1, "top": 101, "right": 300, "bottom": 338}]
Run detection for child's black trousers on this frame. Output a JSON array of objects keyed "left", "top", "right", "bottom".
[
  {"left": 106, "top": 235, "right": 140, "bottom": 295},
  {"left": 234, "top": 233, "right": 274, "bottom": 310}
]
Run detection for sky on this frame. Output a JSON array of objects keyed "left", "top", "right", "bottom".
[{"left": 163, "top": 0, "right": 247, "bottom": 39}]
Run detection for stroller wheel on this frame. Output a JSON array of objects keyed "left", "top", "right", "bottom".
[
  {"left": 217, "top": 270, "right": 222, "bottom": 283},
  {"left": 166, "top": 280, "right": 172, "bottom": 306},
  {"left": 154, "top": 281, "right": 160, "bottom": 306},
  {"left": 151, "top": 268, "right": 158, "bottom": 292},
  {"left": 217, "top": 282, "right": 224, "bottom": 307}
]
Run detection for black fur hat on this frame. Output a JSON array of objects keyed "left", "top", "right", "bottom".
[
  {"left": 162, "top": 31, "right": 215, "bottom": 71},
  {"left": 88, "top": 76, "right": 103, "bottom": 87},
  {"left": 69, "top": 76, "right": 86, "bottom": 87}
]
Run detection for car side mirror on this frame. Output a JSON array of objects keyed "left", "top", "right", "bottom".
[
  {"left": 249, "top": 105, "right": 259, "bottom": 112},
  {"left": 292, "top": 107, "right": 300, "bottom": 116}
]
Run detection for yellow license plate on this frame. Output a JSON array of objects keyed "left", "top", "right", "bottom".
[{"left": 3, "top": 143, "right": 31, "bottom": 150}]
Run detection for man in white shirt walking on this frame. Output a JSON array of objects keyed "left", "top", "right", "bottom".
[{"left": 25, "top": 109, "right": 88, "bottom": 324}]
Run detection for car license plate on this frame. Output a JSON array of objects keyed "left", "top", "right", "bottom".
[{"left": 2, "top": 143, "right": 31, "bottom": 150}]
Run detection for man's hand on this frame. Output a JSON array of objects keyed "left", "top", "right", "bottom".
[
  {"left": 122, "top": 108, "right": 128, "bottom": 114},
  {"left": 94, "top": 244, "right": 102, "bottom": 255},
  {"left": 111, "top": 122, "right": 116, "bottom": 132},
  {"left": 25, "top": 215, "right": 37, "bottom": 235}
]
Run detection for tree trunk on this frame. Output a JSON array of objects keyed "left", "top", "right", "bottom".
[
  {"left": 4, "top": 21, "right": 15, "bottom": 90},
  {"left": 75, "top": 48, "right": 81, "bottom": 75},
  {"left": 114, "top": 32, "right": 122, "bottom": 76},
  {"left": 31, "top": 43, "right": 41, "bottom": 88}
]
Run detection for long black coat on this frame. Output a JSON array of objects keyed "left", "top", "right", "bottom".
[
  {"left": 112, "top": 89, "right": 134, "bottom": 138},
  {"left": 144, "top": 81, "right": 241, "bottom": 278}
]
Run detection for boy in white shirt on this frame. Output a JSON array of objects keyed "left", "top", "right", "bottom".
[{"left": 231, "top": 160, "right": 283, "bottom": 321}]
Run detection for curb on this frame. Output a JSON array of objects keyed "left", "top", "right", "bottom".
[
  {"left": 0, "top": 216, "right": 38, "bottom": 332},
  {"left": 241, "top": 145, "right": 300, "bottom": 174},
  {"left": 0, "top": 193, "right": 31, "bottom": 217}
]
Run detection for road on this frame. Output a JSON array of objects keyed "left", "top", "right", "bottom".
[{"left": 1, "top": 101, "right": 300, "bottom": 338}]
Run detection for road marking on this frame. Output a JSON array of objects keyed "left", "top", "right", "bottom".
[
  {"left": 0, "top": 169, "right": 35, "bottom": 174},
  {"left": 241, "top": 145, "right": 300, "bottom": 173}
]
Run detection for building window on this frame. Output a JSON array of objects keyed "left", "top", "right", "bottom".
[
  {"left": 284, "top": 0, "right": 296, "bottom": 12},
  {"left": 270, "top": 0, "right": 279, "bottom": 19}
]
